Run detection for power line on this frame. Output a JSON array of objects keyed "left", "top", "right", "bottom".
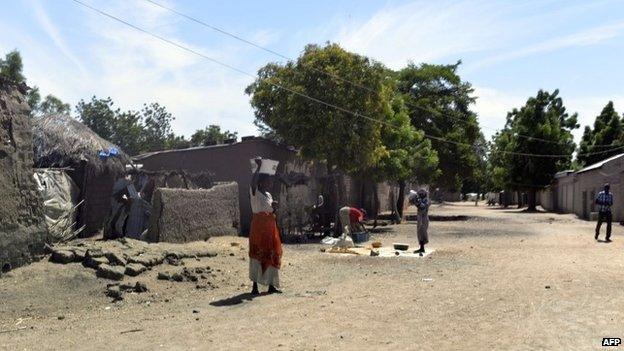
[
  {"left": 143, "top": 0, "right": 614, "bottom": 150},
  {"left": 71, "top": 0, "right": 622, "bottom": 159}
]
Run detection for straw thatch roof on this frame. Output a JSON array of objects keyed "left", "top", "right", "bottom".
[{"left": 32, "top": 114, "right": 130, "bottom": 173}]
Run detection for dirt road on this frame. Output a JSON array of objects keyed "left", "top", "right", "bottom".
[{"left": 1, "top": 202, "right": 622, "bottom": 350}]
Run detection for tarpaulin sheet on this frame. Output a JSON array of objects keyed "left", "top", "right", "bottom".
[{"left": 33, "top": 169, "right": 80, "bottom": 242}]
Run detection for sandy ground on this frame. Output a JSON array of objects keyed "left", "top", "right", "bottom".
[{"left": 1, "top": 202, "right": 623, "bottom": 351}]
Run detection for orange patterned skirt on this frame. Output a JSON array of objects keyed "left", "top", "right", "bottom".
[{"left": 249, "top": 212, "right": 282, "bottom": 273}]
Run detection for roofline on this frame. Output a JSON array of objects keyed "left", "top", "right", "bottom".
[
  {"left": 576, "top": 152, "right": 624, "bottom": 174},
  {"left": 133, "top": 137, "right": 296, "bottom": 161}
]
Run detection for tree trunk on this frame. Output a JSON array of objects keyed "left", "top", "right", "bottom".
[
  {"left": 395, "top": 180, "right": 406, "bottom": 224},
  {"left": 517, "top": 190, "right": 522, "bottom": 209},
  {"left": 332, "top": 170, "right": 342, "bottom": 237},
  {"left": 359, "top": 178, "right": 366, "bottom": 211},
  {"left": 372, "top": 182, "right": 379, "bottom": 229},
  {"left": 528, "top": 189, "right": 537, "bottom": 212}
]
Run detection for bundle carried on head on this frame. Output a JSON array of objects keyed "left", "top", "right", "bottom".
[{"left": 250, "top": 157, "right": 279, "bottom": 175}]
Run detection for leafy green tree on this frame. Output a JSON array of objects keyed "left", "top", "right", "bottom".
[
  {"left": 0, "top": 50, "right": 25, "bottom": 84},
  {"left": 39, "top": 94, "right": 71, "bottom": 115},
  {"left": 499, "top": 90, "right": 578, "bottom": 211},
  {"left": 142, "top": 102, "right": 174, "bottom": 152},
  {"left": 165, "top": 133, "right": 192, "bottom": 150},
  {"left": 26, "top": 86, "right": 41, "bottom": 115},
  {"left": 371, "top": 96, "right": 439, "bottom": 220},
  {"left": 76, "top": 96, "right": 118, "bottom": 142},
  {"left": 396, "top": 61, "right": 483, "bottom": 194},
  {"left": 111, "top": 110, "right": 144, "bottom": 156},
  {"left": 190, "top": 125, "right": 237, "bottom": 146},
  {"left": 245, "top": 43, "right": 387, "bottom": 174},
  {"left": 577, "top": 101, "right": 622, "bottom": 166},
  {"left": 577, "top": 126, "right": 593, "bottom": 165},
  {"left": 487, "top": 129, "right": 513, "bottom": 191}
]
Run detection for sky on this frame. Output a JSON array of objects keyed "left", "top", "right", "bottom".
[{"left": 1, "top": 0, "right": 624, "bottom": 143}]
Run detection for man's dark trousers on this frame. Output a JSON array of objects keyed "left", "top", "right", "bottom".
[{"left": 595, "top": 211, "right": 612, "bottom": 240}]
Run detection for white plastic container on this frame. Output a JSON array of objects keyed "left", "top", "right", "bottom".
[{"left": 250, "top": 158, "right": 279, "bottom": 175}]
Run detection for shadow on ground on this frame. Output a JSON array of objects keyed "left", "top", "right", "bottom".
[
  {"left": 485, "top": 207, "right": 548, "bottom": 214},
  {"left": 209, "top": 292, "right": 265, "bottom": 307},
  {"left": 369, "top": 227, "right": 394, "bottom": 234},
  {"left": 404, "top": 215, "right": 473, "bottom": 222}
]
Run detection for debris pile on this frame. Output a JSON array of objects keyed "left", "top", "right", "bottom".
[
  {"left": 157, "top": 266, "right": 219, "bottom": 290},
  {"left": 47, "top": 238, "right": 218, "bottom": 281},
  {"left": 106, "top": 282, "right": 149, "bottom": 301}
]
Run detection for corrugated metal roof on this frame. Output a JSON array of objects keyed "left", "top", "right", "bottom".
[
  {"left": 132, "top": 137, "right": 295, "bottom": 161},
  {"left": 554, "top": 170, "right": 574, "bottom": 178},
  {"left": 576, "top": 153, "right": 624, "bottom": 174}
]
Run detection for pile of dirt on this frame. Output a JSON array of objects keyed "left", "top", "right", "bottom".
[
  {"left": 105, "top": 281, "right": 149, "bottom": 301},
  {"left": 157, "top": 266, "right": 220, "bottom": 290},
  {"left": 48, "top": 238, "right": 218, "bottom": 281}
]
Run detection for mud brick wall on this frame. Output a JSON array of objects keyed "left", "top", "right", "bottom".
[
  {"left": 276, "top": 159, "right": 325, "bottom": 234},
  {"left": 0, "top": 82, "right": 48, "bottom": 272},
  {"left": 82, "top": 168, "right": 116, "bottom": 236},
  {"left": 148, "top": 182, "right": 239, "bottom": 243}
]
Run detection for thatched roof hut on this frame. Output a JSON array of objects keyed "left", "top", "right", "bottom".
[
  {"left": 32, "top": 114, "right": 130, "bottom": 236},
  {"left": 32, "top": 114, "right": 130, "bottom": 172}
]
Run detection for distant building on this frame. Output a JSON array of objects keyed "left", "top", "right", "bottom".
[
  {"left": 134, "top": 137, "right": 401, "bottom": 235},
  {"left": 539, "top": 153, "right": 624, "bottom": 221}
]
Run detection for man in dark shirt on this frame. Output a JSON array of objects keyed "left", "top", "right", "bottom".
[{"left": 595, "top": 183, "right": 613, "bottom": 242}]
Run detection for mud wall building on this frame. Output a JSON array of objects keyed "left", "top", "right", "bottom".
[
  {"left": 32, "top": 114, "right": 130, "bottom": 236},
  {"left": 0, "top": 81, "right": 48, "bottom": 272},
  {"left": 135, "top": 137, "right": 400, "bottom": 235},
  {"left": 572, "top": 154, "right": 624, "bottom": 221},
  {"left": 537, "top": 154, "right": 624, "bottom": 221},
  {"left": 148, "top": 182, "right": 240, "bottom": 242}
]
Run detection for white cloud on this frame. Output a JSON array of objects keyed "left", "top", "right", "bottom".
[
  {"left": 6, "top": 0, "right": 624, "bottom": 146},
  {"left": 15, "top": 0, "right": 260, "bottom": 138},
  {"left": 467, "top": 21, "right": 624, "bottom": 72},
  {"left": 78, "top": 1, "right": 258, "bottom": 137},
  {"left": 566, "top": 95, "right": 624, "bottom": 139},
  {"left": 473, "top": 86, "right": 528, "bottom": 138},
  {"left": 334, "top": 1, "right": 509, "bottom": 69},
  {"left": 473, "top": 86, "right": 624, "bottom": 144},
  {"left": 28, "top": 0, "right": 88, "bottom": 75}
]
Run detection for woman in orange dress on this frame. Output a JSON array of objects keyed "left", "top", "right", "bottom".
[{"left": 249, "top": 159, "right": 282, "bottom": 295}]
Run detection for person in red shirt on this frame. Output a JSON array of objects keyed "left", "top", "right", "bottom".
[{"left": 339, "top": 206, "right": 366, "bottom": 235}]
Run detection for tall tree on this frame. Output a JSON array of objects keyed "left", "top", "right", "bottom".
[
  {"left": 142, "top": 102, "right": 174, "bottom": 152},
  {"left": 577, "top": 101, "right": 622, "bottom": 166},
  {"left": 111, "top": 110, "right": 144, "bottom": 156},
  {"left": 165, "top": 133, "right": 192, "bottom": 150},
  {"left": 371, "top": 96, "right": 439, "bottom": 221},
  {"left": 76, "top": 96, "right": 118, "bottom": 142},
  {"left": 39, "top": 94, "right": 71, "bottom": 115},
  {"left": 0, "top": 50, "right": 25, "bottom": 84},
  {"left": 499, "top": 90, "right": 578, "bottom": 211},
  {"left": 487, "top": 129, "right": 513, "bottom": 193},
  {"left": 26, "top": 86, "right": 41, "bottom": 115},
  {"left": 190, "top": 125, "right": 238, "bottom": 146},
  {"left": 396, "top": 61, "right": 482, "bottom": 194},
  {"left": 246, "top": 43, "right": 387, "bottom": 174}
]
